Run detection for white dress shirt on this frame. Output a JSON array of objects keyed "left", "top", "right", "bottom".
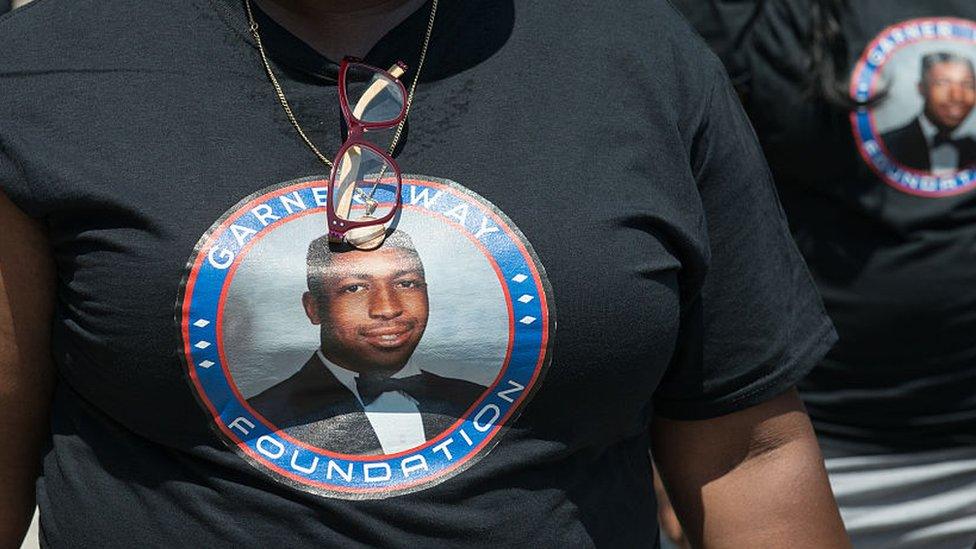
[
  {"left": 919, "top": 114, "right": 962, "bottom": 175},
  {"left": 318, "top": 350, "right": 427, "bottom": 454}
]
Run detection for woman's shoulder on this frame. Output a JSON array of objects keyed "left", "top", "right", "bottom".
[
  {"left": 516, "top": 0, "right": 728, "bottom": 110},
  {"left": 0, "top": 0, "right": 234, "bottom": 81},
  {"left": 0, "top": 0, "right": 131, "bottom": 70},
  {"left": 540, "top": 0, "right": 727, "bottom": 67}
]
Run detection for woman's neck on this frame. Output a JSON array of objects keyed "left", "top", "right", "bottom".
[{"left": 253, "top": 0, "right": 429, "bottom": 60}]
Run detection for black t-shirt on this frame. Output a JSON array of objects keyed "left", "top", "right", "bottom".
[
  {"left": 674, "top": 0, "right": 976, "bottom": 453},
  {"left": 0, "top": 0, "right": 833, "bottom": 546}
]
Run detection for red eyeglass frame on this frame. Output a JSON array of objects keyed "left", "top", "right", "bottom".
[{"left": 326, "top": 57, "right": 409, "bottom": 241}]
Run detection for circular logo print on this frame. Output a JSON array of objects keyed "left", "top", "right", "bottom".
[
  {"left": 850, "top": 18, "right": 976, "bottom": 196},
  {"left": 176, "top": 176, "right": 555, "bottom": 499}
]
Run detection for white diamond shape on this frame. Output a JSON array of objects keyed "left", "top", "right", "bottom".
[
  {"left": 194, "top": 341, "right": 212, "bottom": 350},
  {"left": 518, "top": 294, "right": 534, "bottom": 304},
  {"left": 199, "top": 360, "right": 215, "bottom": 369},
  {"left": 193, "top": 319, "right": 211, "bottom": 328},
  {"left": 518, "top": 316, "right": 537, "bottom": 325},
  {"left": 511, "top": 274, "right": 528, "bottom": 283}
]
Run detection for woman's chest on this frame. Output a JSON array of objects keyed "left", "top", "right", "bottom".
[{"left": 35, "top": 70, "right": 699, "bottom": 457}]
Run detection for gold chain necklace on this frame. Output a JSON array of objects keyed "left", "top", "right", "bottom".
[{"left": 243, "top": 0, "right": 439, "bottom": 170}]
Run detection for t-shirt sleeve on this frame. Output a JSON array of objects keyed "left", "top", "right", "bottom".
[
  {"left": 0, "top": 143, "right": 42, "bottom": 218},
  {"left": 653, "top": 75, "right": 837, "bottom": 420}
]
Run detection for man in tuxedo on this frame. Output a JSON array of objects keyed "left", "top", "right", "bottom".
[
  {"left": 881, "top": 52, "right": 976, "bottom": 173},
  {"left": 249, "top": 230, "right": 486, "bottom": 455}
]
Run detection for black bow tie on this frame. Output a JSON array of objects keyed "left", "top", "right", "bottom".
[
  {"left": 933, "top": 131, "right": 961, "bottom": 149},
  {"left": 356, "top": 373, "right": 426, "bottom": 405}
]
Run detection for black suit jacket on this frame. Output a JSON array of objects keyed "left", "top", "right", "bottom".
[
  {"left": 881, "top": 117, "right": 976, "bottom": 172},
  {"left": 248, "top": 353, "right": 486, "bottom": 455}
]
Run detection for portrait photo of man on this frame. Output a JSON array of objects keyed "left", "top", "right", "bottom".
[
  {"left": 881, "top": 51, "right": 976, "bottom": 173},
  {"left": 248, "top": 230, "right": 487, "bottom": 455}
]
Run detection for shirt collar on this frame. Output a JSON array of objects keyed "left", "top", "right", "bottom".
[
  {"left": 213, "top": 0, "right": 438, "bottom": 82},
  {"left": 919, "top": 113, "right": 963, "bottom": 144},
  {"left": 316, "top": 349, "right": 422, "bottom": 403}
]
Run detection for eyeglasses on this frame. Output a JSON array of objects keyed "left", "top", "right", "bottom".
[{"left": 327, "top": 57, "right": 409, "bottom": 250}]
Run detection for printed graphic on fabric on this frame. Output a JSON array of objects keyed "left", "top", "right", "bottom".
[
  {"left": 245, "top": 229, "right": 488, "bottom": 456},
  {"left": 177, "top": 176, "right": 554, "bottom": 498},
  {"left": 851, "top": 18, "right": 976, "bottom": 196}
]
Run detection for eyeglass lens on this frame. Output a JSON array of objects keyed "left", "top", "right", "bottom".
[
  {"left": 332, "top": 145, "right": 398, "bottom": 223},
  {"left": 346, "top": 66, "right": 405, "bottom": 125}
]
